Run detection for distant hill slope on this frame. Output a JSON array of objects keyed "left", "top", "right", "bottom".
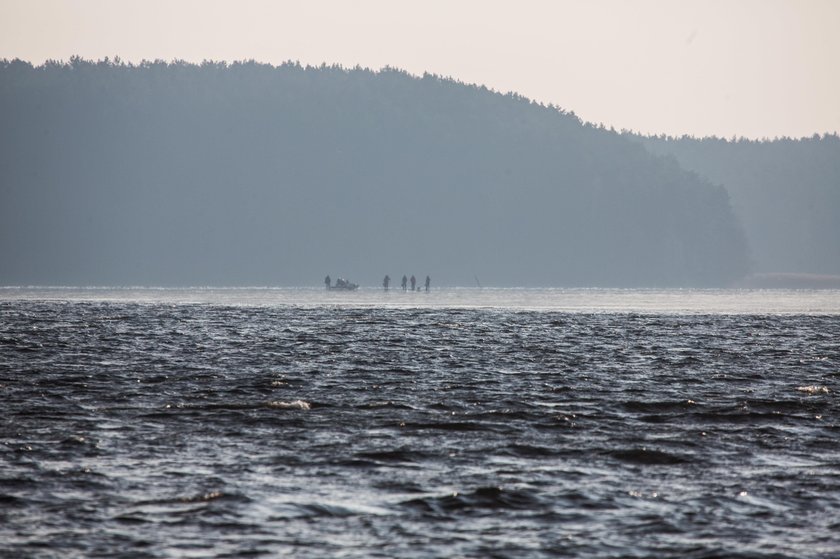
[
  {"left": 0, "top": 58, "right": 748, "bottom": 286},
  {"left": 638, "top": 134, "right": 840, "bottom": 276}
]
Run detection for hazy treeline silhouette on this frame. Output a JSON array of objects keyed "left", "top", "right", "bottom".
[
  {"left": 1, "top": 58, "right": 748, "bottom": 286},
  {"left": 637, "top": 134, "right": 840, "bottom": 276}
]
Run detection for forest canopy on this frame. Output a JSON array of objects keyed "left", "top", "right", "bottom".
[
  {"left": 1, "top": 58, "right": 752, "bottom": 287},
  {"left": 637, "top": 133, "right": 840, "bottom": 277}
]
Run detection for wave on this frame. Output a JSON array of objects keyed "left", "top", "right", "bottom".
[
  {"left": 609, "top": 448, "right": 692, "bottom": 465},
  {"left": 797, "top": 385, "right": 830, "bottom": 395},
  {"left": 401, "top": 486, "right": 544, "bottom": 517},
  {"left": 267, "top": 399, "right": 311, "bottom": 410}
]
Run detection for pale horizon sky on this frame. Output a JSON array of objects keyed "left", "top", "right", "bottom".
[{"left": 1, "top": 0, "right": 838, "bottom": 139}]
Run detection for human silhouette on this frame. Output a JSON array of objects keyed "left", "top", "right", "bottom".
[
  {"left": 401, "top": 275, "right": 407, "bottom": 291},
  {"left": 425, "top": 275, "right": 430, "bottom": 292},
  {"left": 383, "top": 275, "right": 390, "bottom": 290},
  {"left": 410, "top": 275, "right": 416, "bottom": 291},
  {"left": 324, "top": 275, "right": 331, "bottom": 289}
]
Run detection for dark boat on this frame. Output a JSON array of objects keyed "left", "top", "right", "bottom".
[{"left": 330, "top": 278, "right": 359, "bottom": 291}]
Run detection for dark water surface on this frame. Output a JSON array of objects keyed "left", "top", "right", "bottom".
[{"left": 2, "top": 290, "right": 839, "bottom": 557}]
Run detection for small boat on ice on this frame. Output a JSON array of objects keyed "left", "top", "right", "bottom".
[{"left": 327, "top": 277, "right": 359, "bottom": 291}]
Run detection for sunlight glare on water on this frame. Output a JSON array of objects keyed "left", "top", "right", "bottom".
[{"left": 2, "top": 287, "right": 839, "bottom": 314}]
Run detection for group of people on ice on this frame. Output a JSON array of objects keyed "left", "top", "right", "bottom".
[
  {"left": 324, "top": 274, "right": 430, "bottom": 291},
  {"left": 383, "top": 274, "right": 430, "bottom": 292}
]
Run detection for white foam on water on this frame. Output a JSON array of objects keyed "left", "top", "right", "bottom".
[
  {"left": 796, "top": 385, "right": 830, "bottom": 395},
  {"left": 268, "top": 399, "right": 311, "bottom": 410}
]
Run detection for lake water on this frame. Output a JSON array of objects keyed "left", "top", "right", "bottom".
[
  {"left": 3, "top": 286, "right": 840, "bottom": 314},
  {"left": 2, "top": 288, "right": 839, "bottom": 557}
]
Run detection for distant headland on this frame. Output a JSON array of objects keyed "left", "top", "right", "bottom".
[{"left": 0, "top": 58, "right": 836, "bottom": 287}]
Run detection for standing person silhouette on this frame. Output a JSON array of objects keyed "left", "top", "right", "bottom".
[
  {"left": 401, "top": 275, "right": 408, "bottom": 291},
  {"left": 410, "top": 275, "right": 416, "bottom": 291},
  {"left": 324, "top": 275, "right": 331, "bottom": 290},
  {"left": 425, "top": 275, "right": 430, "bottom": 292},
  {"left": 383, "top": 275, "right": 390, "bottom": 290}
]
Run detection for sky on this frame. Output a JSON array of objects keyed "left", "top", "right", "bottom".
[{"left": 1, "top": 0, "right": 838, "bottom": 139}]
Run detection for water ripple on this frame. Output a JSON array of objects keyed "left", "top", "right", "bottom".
[{"left": 1, "top": 299, "right": 839, "bottom": 557}]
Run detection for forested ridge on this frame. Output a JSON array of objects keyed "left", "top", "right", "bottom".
[
  {"left": 1, "top": 58, "right": 749, "bottom": 286},
  {"left": 637, "top": 134, "right": 840, "bottom": 277}
]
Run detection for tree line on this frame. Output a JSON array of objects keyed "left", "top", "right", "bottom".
[{"left": 1, "top": 58, "right": 749, "bottom": 286}]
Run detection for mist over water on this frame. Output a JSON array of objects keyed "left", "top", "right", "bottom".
[{"left": 2, "top": 288, "right": 839, "bottom": 557}]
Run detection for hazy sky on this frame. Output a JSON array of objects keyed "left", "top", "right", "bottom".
[{"left": 2, "top": 0, "right": 838, "bottom": 138}]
